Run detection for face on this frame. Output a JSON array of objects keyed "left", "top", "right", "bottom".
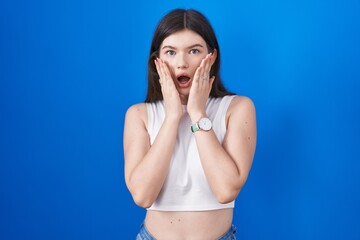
[{"left": 159, "top": 29, "right": 216, "bottom": 101}]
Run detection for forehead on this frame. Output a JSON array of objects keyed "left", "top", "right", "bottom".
[{"left": 160, "top": 29, "right": 206, "bottom": 49}]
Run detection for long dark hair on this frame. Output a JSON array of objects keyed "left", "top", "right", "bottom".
[{"left": 145, "top": 9, "right": 233, "bottom": 103}]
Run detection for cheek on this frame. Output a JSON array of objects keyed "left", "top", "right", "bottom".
[
  {"left": 165, "top": 59, "right": 176, "bottom": 68},
  {"left": 162, "top": 60, "right": 177, "bottom": 77},
  {"left": 191, "top": 54, "right": 206, "bottom": 65},
  {"left": 166, "top": 61, "right": 176, "bottom": 72},
  {"left": 189, "top": 58, "right": 203, "bottom": 70}
]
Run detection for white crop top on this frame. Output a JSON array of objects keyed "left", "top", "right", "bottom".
[{"left": 146, "top": 95, "right": 236, "bottom": 211}]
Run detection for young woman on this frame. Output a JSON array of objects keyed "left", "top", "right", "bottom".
[{"left": 124, "top": 9, "right": 256, "bottom": 240}]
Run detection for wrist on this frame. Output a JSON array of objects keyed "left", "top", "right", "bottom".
[
  {"left": 164, "top": 114, "right": 182, "bottom": 125},
  {"left": 189, "top": 111, "right": 207, "bottom": 123}
]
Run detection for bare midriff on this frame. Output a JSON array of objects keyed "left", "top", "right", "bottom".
[{"left": 144, "top": 208, "right": 233, "bottom": 240}]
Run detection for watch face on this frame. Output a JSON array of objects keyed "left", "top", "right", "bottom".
[{"left": 198, "top": 118, "right": 212, "bottom": 131}]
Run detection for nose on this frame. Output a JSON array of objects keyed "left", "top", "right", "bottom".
[{"left": 176, "top": 54, "right": 189, "bottom": 69}]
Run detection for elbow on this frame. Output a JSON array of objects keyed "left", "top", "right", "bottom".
[
  {"left": 131, "top": 192, "right": 155, "bottom": 208},
  {"left": 134, "top": 199, "right": 153, "bottom": 209},
  {"left": 216, "top": 189, "right": 239, "bottom": 204},
  {"left": 126, "top": 179, "right": 156, "bottom": 208},
  {"left": 216, "top": 180, "right": 247, "bottom": 204}
]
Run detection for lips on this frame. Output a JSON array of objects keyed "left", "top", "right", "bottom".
[
  {"left": 176, "top": 74, "right": 191, "bottom": 88},
  {"left": 178, "top": 76, "right": 190, "bottom": 83}
]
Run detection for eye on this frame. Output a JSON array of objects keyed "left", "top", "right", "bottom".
[
  {"left": 165, "top": 50, "right": 176, "bottom": 56},
  {"left": 190, "top": 49, "right": 200, "bottom": 54}
]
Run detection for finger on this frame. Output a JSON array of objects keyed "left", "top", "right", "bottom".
[
  {"left": 160, "top": 61, "right": 174, "bottom": 89},
  {"left": 203, "top": 53, "right": 212, "bottom": 77},
  {"left": 160, "top": 60, "right": 171, "bottom": 88},
  {"left": 193, "top": 64, "right": 202, "bottom": 86},
  {"left": 155, "top": 59, "right": 165, "bottom": 86},
  {"left": 162, "top": 61, "right": 172, "bottom": 80},
  {"left": 156, "top": 58, "right": 167, "bottom": 79},
  {"left": 208, "top": 76, "right": 215, "bottom": 93},
  {"left": 203, "top": 53, "right": 211, "bottom": 74},
  {"left": 201, "top": 55, "right": 211, "bottom": 83},
  {"left": 209, "top": 76, "right": 215, "bottom": 86},
  {"left": 199, "top": 59, "right": 208, "bottom": 87},
  {"left": 193, "top": 54, "right": 209, "bottom": 86},
  {"left": 158, "top": 59, "right": 165, "bottom": 76},
  {"left": 160, "top": 61, "right": 178, "bottom": 95},
  {"left": 154, "top": 59, "right": 163, "bottom": 84},
  {"left": 200, "top": 55, "right": 207, "bottom": 68},
  {"left": 154, "top": 58, "right": 160, "bottom": 75}
]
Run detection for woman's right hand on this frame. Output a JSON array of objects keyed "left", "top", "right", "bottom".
[{"left": 155, "top": 58, "right": 183, "bottom": 121}]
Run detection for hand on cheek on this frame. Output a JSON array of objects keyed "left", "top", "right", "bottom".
[
  {"left": 187, "top": 53, "right": 215, "bottom": 121},
  {"left": 154, "top": 58, "right": 183, "bottom": 121}
]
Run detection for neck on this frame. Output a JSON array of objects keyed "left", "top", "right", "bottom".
[{"left": 180, "top": 94, "right": 188, "bottom": 105}]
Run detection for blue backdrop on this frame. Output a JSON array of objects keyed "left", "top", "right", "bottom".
[{"left": 1, "top": 0, "right": 359, "bottom": 239}]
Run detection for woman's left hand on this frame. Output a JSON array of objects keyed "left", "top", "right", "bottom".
[{"left": 187, "top": 53, "right": 215, "bottom": 121}]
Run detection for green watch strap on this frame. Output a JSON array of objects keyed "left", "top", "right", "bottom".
[{"left": 191, "top": 122, "right": 200, "bottom": 133}]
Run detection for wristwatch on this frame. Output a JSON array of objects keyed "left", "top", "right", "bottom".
[{"left": 191, "top": 117, "right": 212, "bottom": 133}]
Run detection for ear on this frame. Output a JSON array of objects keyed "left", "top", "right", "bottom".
[{"left": 210, "top": 48, "right": 218, "bottom": 66}]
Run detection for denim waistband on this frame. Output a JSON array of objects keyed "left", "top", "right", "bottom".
[
  {"left": 136, "top": 223, "right": 237, "bottom": 240},
  {"left": 218, "top": 224, "right": 237, "bottom": 240},
  {"left": 136, "top": 223, "right": 155, "bottom": 240}
]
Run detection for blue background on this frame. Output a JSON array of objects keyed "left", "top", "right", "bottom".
[{"left": 1, "top": 0, "right": 359, "bottom": 239}]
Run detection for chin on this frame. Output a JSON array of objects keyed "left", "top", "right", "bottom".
[{"left": 177, "top": 87, "right": 190, "bottom": 95}]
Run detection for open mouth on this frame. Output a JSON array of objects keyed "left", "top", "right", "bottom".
[{"left": 177, "top": 75, "right": 191, "bottom": 88}]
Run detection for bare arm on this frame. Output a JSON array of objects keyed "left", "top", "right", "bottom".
[
  {"left": 124, "top": 59, "right": 183, "bottom": 208},
  {"left": 190, "top": 96, "right": 257, "bottom": 203},
  {"left": 123, "top": 103, "right": 180, "bottom": 208}
]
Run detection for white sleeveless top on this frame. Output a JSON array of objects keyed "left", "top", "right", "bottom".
[{"left": 146, "top": 95, "right": 236, "bottom": 211}]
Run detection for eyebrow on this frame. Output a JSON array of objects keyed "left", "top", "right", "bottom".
[{"left": 161, "top": 44, "right": 205, "bottom": 50}]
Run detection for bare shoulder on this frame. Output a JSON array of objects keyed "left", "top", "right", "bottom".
[
  {"left": 227, "top": 95, "right": 256, "bottom": 118},
  {"left": 224, "top": 95, "right": 257, "bottom": 151},
  {"left": 125, "top": 103, "right": 148, "bottom": 129}
]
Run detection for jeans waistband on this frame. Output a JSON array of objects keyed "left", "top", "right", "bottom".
[{"left": 136, "top": 223, "right": 236, "bottom": 240}]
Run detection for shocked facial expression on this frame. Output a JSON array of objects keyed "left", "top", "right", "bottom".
[{"left": 159, "top": 29, "right": 216, "bottom": 100}]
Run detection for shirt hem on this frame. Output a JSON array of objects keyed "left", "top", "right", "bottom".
[{"left": 147, "top": 203, "right": 235, "bottom": 212}]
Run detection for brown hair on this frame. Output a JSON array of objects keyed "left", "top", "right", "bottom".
[{"left": 145, "top": 9, "right": 234, "bottom": 102}]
